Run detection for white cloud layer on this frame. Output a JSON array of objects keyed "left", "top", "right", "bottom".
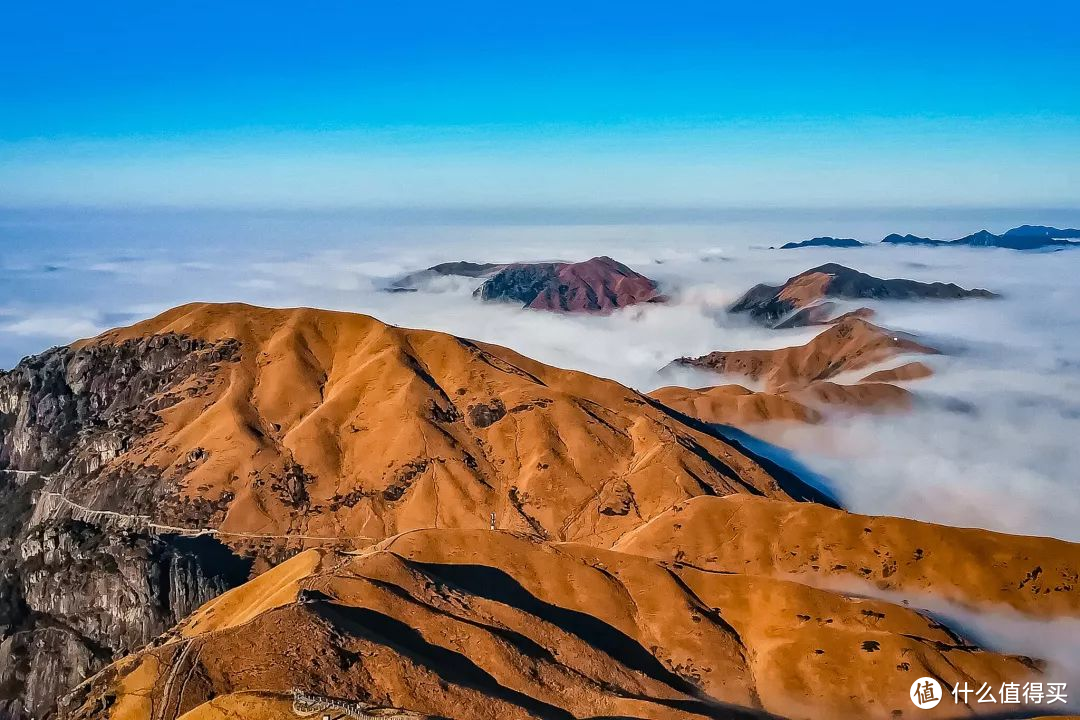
[{"left": 2, "top": 208, "right": 1080, "bottom": 547}]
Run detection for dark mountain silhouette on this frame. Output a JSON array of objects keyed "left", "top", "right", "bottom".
[
  {"left": 880, "top": 226, "right": 1079, "bottom": 250},
  {"left": 778, "top": 237, "right": 864, "bottom": 249},
  {"left": 881, "top": 233, "right": 945, "bottom": 246},
  {"left": 1003, "top": 225, "right": 1080, "bottom": 239},
  {"left": 953, "top": 228, "right": 1075, "bottom": 250}
]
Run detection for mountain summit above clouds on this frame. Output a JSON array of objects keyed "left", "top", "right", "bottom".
[
  {"left": 881, "top": 226, "right": 1080, "bottom": 249},
  {"left": 775, "top": 225, "right": 1080, "bottom": 250},
  {"left": 730, "top": 263, "right": 997, "bottom": 327},
  {"left": 952, "top": 227, "right": 1080, "bottom": 250},
  {"left": 474, "top": 255, "right": 664, "bottom": 313},
  {"left": 778, "top": 236, "right": 865, "bottom": 249},
  {"left": 1003, "top": 224, "right": 1080, "bottom": 239}
]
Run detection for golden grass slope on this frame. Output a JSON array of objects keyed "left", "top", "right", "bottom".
[
  {"left": 616, "top": 495, "right": 1080, "bottom": 618},
  {"left": 68, "top": 530, "right": 1052, "bottom": 720},
  {"left": 74, "top": 302, "right": 824, "bottom": 551}
]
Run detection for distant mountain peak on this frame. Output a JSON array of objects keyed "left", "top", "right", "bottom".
[
  {"left": 779, "top": 236, "right": 864, "bottom": 249},
  {"left": 881, "top": 233, "right": 943, "bottom": 246},
  {"left": 730, "top": 264, "right": 997, "bottom": 327},
  {"left": 953, "top": 228, "right": 1076, "bottom": 250},
  {"left": 1002, "top": 225, "right": 1080, "bottom": 239},
  {"left": 474, "top": 256, "right": 663, "bottom": 313}
]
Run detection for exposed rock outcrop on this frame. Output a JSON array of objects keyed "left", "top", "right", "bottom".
[
  {"left": 1, "top": 518, "right": 251, "bottom": 720},
  {"left": 0, "top": 336, "right": 253, "bottom": 719}
]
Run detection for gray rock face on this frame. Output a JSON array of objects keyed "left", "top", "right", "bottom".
[
  {"left": 0, "top": 335, "right": 253, "bottom": 720},
  {"left": 475, "top": 263, "right": 561, "bottom": 306}
]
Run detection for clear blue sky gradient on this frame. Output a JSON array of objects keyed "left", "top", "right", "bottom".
[{"left": 2, "top": 1, "right": 1078, "bottom": 208}]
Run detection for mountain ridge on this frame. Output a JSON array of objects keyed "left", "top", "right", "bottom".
[{"left": 2, "top": 301, "right": 1077, "bottom": 720}]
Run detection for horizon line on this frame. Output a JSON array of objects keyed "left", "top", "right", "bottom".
[{"left": 3, "top": 203, "right": 1080, "bottom": 224}]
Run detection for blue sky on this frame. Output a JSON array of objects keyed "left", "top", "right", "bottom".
[{"left": 2, "top": 1, "right": 1078, "bottom": 208}]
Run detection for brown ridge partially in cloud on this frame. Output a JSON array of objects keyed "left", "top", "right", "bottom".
[
  {"left": 672, "top": 317, "right": 939, "bottom": 392},
  {"left": 860, "top": 361, "right": 935, "bottom": 383},
  {"left": 649, "top": 381, "right": 913, "bottom": 428},
  {"left": 650, "top": 384, "right": 824, "bottom": 426}
]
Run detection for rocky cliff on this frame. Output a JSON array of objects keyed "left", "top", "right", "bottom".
[{"left": 0, "top": 337, "right": 252, "bottom": 720}]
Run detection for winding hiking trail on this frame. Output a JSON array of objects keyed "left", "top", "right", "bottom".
[{"left": 4, "top": 471, "right": 378, "bottom": 544}]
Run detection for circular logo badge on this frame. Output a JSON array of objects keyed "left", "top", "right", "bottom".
[{"left": 910, "top": 677, "right": 943, "bottom": 709}]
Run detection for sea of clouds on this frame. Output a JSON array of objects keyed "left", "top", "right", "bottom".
[
  {"left": 5, "top": 207, "right": 1080, "bottom": 686},
  {"left": 3, "top": 207, "right": 1080, "bottom": 547}
]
